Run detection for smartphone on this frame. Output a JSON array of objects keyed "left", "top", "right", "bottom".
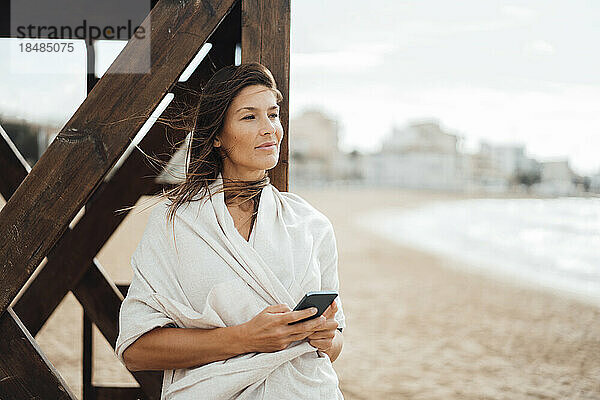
[{"left": 287, "top": 290, "right": 338, "bottom": 325}]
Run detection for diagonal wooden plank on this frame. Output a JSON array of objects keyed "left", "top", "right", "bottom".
[
  {"left": 0, "top": 0, "right": 239, "bottom": 317},
  {"left": 241, "top": 0, "right": 291, "bottom": 192},
  {"left": 0, "top": 308, "right": 77, "bottom": 399},
  {"left": 13, "top": 12, "right": 240, "bottom": 337}
]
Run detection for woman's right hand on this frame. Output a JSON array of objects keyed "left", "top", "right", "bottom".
[{"left": 239, "top": 304, "right": 327, "bottom": 353}]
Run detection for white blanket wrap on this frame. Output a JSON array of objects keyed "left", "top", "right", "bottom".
[{"left": 115, "top": 173, "right": 347, "bottom": 399}]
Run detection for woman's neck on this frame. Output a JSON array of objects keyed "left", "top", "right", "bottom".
[{"left": 221, "top": 171, "right": 269, "bottom": 205}]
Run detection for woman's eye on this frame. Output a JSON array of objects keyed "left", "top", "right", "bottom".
[{"left": 242, "top": 114, "right": 279, "bottom": 120}]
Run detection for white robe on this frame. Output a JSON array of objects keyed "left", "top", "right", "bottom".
[{"left": 115, "top": 172, "right": 347, "bottom": 399}]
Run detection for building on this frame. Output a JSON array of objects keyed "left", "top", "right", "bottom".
[
  {"left": 289, "top": 109, "right": 346, "bottom": 185},
  {"left": 363, "top": 119, "right": 467, "bottom": 190},
  {"left": 533, "top": 160, "right": 577, "bottom": 196},
  {"left": 467, "top": 141, "right": 540, "bottom": 192}
]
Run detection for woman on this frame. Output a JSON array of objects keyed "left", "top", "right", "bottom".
[{"left": 115, "top": 62, "right": 347, "bottom": 399}]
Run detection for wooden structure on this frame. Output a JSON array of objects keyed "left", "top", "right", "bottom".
[{"left": 0, "top": 0, "right": 290, "bottom": 398}]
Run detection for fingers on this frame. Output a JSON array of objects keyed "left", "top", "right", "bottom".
[
  {"left": 288, "top": 316, "right": 338, "bottom": 337},
  {"left": 307, "top": 328, "right": 336, "bottom": 340},
  {"left": 285, "top": 317, "right": 328, "bottom": 342},
  {"left": 273, "top": 299, "right": 338, "bottom": 325},
  {"left": 327, "top": 299, "right": 338, "bottom": 312},
  {"left": 283, "top": 307, "right": 319, "bottom": 324},
  {"left": 266, "top": 304, "right": 291, "bottom": 314},
  {"left": 287, "top": 330, "right": 314, "bottom": 342},
  {"left": 308, "top": 338, "right": 334, "bottom": 352},
  {"left": 308, "top": 319, "right": 338, "bottom": 333},
  {"left": 322, "top": 300, "right": 338, "bottom": 319},
  {"left": 287, "top": 314, "right": 326, "bottom": 334}
]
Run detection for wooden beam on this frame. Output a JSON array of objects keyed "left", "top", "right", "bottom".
[
  {"left": 0, "top": 0, "right": 239, "bottom": 317},
  {"left": 83, "top": 310, "right": 93, "bottom": 400},
  {"left": 0, "top": 308, "right": 77, "bottom": 399},
  {"left": 241, "top": 0, "right": 291, "bottom": 192}
]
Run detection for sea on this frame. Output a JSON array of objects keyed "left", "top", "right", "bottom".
[{"left": 354, "top": 197, "right": 600, "bottom": 307}]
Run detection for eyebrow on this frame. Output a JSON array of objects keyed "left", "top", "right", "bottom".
[{"left": 236, "top": 105, "right": 279, "bottom": 113}]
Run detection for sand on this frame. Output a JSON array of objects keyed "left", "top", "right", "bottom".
[{"left": 4, "top": 188, "right": 600, "bottom": 399}]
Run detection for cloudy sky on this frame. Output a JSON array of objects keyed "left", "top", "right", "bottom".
[{"left": 1, "top": 0, "right": 599, "bottom": 175}]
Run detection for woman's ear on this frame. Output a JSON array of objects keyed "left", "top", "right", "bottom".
[{"left": 213, "top": 137, "right": 221, "bottom": 148}]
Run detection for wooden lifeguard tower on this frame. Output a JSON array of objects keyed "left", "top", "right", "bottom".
[{"left": 0, "top": 0, "right": 290, "bottom": 398}]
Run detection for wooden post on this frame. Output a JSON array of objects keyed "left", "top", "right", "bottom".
[{"left": 241, "top": 0, "right": 291, "bottom": 192}]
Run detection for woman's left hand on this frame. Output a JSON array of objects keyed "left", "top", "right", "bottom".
[{"left": 307, "top": 299, "right": 339, "bottom": 352}]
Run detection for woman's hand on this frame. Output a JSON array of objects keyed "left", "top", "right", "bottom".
[
  {"left": 306, "top": 299, "right": 339, "bottom": 352},
  {"left": 240, "top": 304, "right": 327, "bottom": 353}
]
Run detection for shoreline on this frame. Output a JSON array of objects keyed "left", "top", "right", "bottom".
[{"left": 353, "top": 198, "right": 600, "bottom": 311}]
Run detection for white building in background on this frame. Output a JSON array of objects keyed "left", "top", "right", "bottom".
[
  {"left": 289, "top": 109, "right": 360, "bottom": 185},
  {"left": 466, "top": 141, "right": 540, "bottom": 192},
  {"left": 479, "top": 142, "right": 538, "bottom": 177},
  {"left": 533, "top": 160, "right": 577, "bottom": 196},
  {"left": 381, "top": 119, "right": 459, "bottom": 154},
  {"left": 363, "top": 119, "right": 466, "bottom": 190}
]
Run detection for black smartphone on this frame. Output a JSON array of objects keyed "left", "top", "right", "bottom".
[{"left": 287, "top": 290, "right": 338, "bottom": 325}]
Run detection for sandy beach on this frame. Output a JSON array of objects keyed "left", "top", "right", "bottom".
[{"left": 7, "top": 187, "right": 600, "bottom": 399}]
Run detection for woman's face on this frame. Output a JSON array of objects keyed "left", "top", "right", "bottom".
[{"left": 214, "top": 84, "right": 283, "bottom": 181}]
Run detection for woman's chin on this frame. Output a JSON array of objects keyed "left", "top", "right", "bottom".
[{"left": 257, "top": 156, "right": 279, "bottom": 169}]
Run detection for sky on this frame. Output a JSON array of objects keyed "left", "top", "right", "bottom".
[{"left": 1, "top": 0, "right": 599, "bottom": 175}]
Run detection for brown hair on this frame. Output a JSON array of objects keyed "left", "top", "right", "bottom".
[{"left": 131, "top": 62, "right": 283, "bottom": 231}]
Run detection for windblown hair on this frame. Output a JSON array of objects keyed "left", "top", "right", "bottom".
[{"left": 130, "top": 62, "right": 283, "bottom": 231}]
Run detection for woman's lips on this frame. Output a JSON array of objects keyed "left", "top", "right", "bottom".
[{"left": 257, "top": 144, "right": 277, "bottom": 151}]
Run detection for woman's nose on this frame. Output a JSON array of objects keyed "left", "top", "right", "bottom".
[{"left": 259, "top": 115, "right": 276, "bottom": 134}]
